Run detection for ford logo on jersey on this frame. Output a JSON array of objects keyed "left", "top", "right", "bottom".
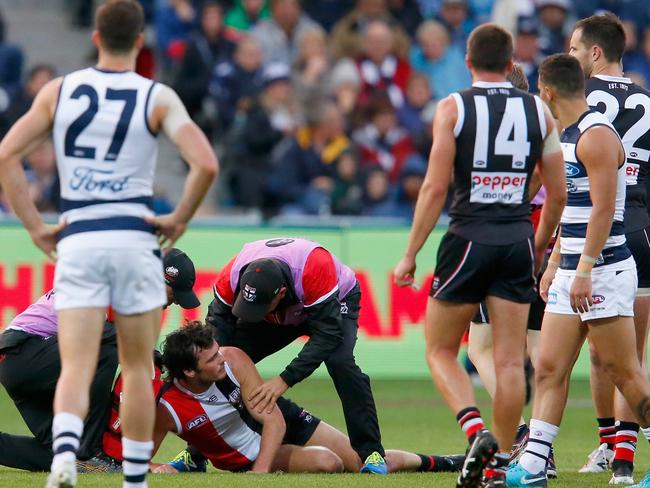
[
  {"left": 565, "top": 163, "right": 581, "bottom": 177},
  {"left": 70, "top": 166, "right": 129, "bottom": 192},
  {"left": 186, "top": 414, "right": 208, "bottom": 430}
]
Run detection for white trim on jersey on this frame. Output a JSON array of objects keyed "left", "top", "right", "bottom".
[
  {"left": 534, "top": 95, "right": 547, "bottom": 139},
  {"left": 472, "top": 96, "right": 489, "bottom": 167},
  {"left": 159, "top": 398, "right": 183, "bottom": 434},
  {"left": 561, "top": 235, "right": 627, "bottom": 255},
  {"left": 472, "top": 81, "right": 513, "bottom": 89},
  {"left": 304, "top": 284, "right": 339, "bottom": 308},
  {"left": 62, "top": 202, "right": 154, "bottom": 224},
  {"left": 594, "top": 74, "right": 632, "bottom": 84},
  {"left": 451, "top": 92, "right": 465, "bottom": 138}
]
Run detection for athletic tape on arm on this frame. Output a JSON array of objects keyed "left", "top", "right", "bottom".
[
  {"left": 155, "top": 84, "right": 193, "bottom": 140},
  {"left": 543, "top": 125, "right": 561, "bottom": 155}
]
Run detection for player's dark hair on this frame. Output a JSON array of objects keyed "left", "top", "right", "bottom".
[
  {"left": 539, "top": 54, "right": 585, "bottom": 97},
  {"left": 162, "top": 321, "right": 216, "bottom": 381},
  {"left": 467, "top": 23, "right": 513, "bottom": 73},
  {"left": 95, "top": 0, "right": 144, "bottom": 54},
  {"left": 574, "top": 14, "right": 625, "bottom": 63}
]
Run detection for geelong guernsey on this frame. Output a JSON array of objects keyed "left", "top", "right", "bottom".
[
  {"left": 52, "top": 67, "right": 161, "bottom": 252},
  {"left": 559, "top": 109, "right": 633, "bottom": 273},
  {"left": 586, "top": 75, "right": 650, "bottom": 233}
]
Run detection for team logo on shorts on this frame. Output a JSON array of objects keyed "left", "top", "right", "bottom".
[
  {"left": 186, "top": 414, "right": 208, "bottom": 430},
  {"left": 547, "top": 292, "right": 557, "bottom": 305},
  {"left": 591, "top": 295, "right": 605, "bottom": 304},
  {"left": 243, "top": 284, "right": 257, "bottom": 302},
  {"left": 432, "top": 276, "right": 440, "bottom": 291}
]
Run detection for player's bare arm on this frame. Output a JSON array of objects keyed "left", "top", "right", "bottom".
[
  {"left": 394, "top": 95, "right": 456, "bottom": 287},
  {"left": 540, "top": 236, "right": 561, "bottom": 302},
  {"left": 571, "top": 126, "right": 624, "bottom": 313},
  {"left": 149, "top": 403, "right": 177, "bottom": 473},
  {"left": 0, "top": 78, "right": 64, "bottom": 260},
  {"left": 145, "top": 84, "right": 219, "bottom": 248},
  {"left": 534, "top": 104, "right": 566, "bottom": 269},
  {"left": 223, "top": 347, "right": 286, "bottom": 473}
]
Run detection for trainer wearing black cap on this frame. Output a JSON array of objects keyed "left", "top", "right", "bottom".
[
  {"left": 205, "top": 237, "right": 388, "bottom": 475},
  {"left": 0, "top": 248, "right": 200, "bottom": 472}
]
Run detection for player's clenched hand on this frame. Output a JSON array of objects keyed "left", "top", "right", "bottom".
[
  {"left": 249, "top": 376, "right": 288, "bottom": 414},
  {"left": 29, "top": 221, "right": 66, "bottom": 261},
  {"left": 539, "top": 265, "right": 557, "bottom": 302},
  {"left": 570, "top": 275, "right": 592, "bottom": 314},
  {"left": 394, "top": 256, "right": 417, "bottom": 288},
  {"left": 150, "top": 463, "right": 179, "bottom": 474},
  {"left": 145, "top": 213, "right": 187, "bottom": 249}
]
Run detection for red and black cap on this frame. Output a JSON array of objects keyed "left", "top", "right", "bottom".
[
  {"left": 232, "top": 259, "right": 286, "bottom": 323},
  {"left": 163, "top": 248, "right": 200, "bottom": 309}
]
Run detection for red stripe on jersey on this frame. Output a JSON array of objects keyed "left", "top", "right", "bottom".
[{"left": 214, "top": 256, "right": 237, "bottom": 306}]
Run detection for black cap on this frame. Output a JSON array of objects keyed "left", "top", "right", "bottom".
[
  {"left": 163, "top": 248, "right": 200, "bottom": 309},
  {"left": 232, "top": 259, "right": 286, "bottom": 323}
]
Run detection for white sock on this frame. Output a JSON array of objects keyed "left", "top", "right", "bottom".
[
  {"left": 122, "top": 437, "right": 153, "bottom": 488},
  {"left": 642, "top": 426, "right": 650, "bottom": 443},
  {"left": 51, "top": 412, "right": 83, "bottom": 469},
  {"left": 519, "top": 419, "right": 560, "bottom": 474}
]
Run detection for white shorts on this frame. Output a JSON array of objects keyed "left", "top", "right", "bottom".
[
  {"left": 55, "top": 248, "right": 166, "bottom": 315},
  {"left": 545, "top": 267, "right": 637, "bottom": 321}
]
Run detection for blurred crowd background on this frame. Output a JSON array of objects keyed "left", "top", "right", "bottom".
[{"left": 0, "top": 0, "right": 649, "bottom": 221}]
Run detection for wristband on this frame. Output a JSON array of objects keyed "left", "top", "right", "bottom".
[
  {"left": 580, "top": 255, "right": 597, "bottom": 264},
  {"left": 575, "top": 270, "right": 591, "bottom": 278},
  {"left": 546, "top": 261, "right": 560, "bottom": 269}
]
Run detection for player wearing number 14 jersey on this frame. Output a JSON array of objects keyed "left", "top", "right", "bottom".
[
  {"left": 0, "top": 1, "right": 218, "bottom": 487},
  {"left": 394, "top": 23, "right": 566, "bottom": 487},
  {"left": 569, "top": 14, "right": 650, "bottom": 485}
]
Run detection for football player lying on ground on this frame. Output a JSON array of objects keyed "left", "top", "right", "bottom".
[{"left": 149, "top": 322, "right": 463, "bottom": 474}]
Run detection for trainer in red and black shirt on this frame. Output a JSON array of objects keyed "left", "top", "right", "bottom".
[{"left": 206, "top": 237, "right": 387, "bottom": 473}]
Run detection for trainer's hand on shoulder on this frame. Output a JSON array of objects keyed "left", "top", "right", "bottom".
[
  {"left": 394, "top": 256, "right": 417, "bottom": 288},
  {"left": 145, "top": 213, "right": 187, "bottom": 249},
  {"left": 249, "top": 376, "right": 288, "bottom": 414},
  {"left": 30, "top": 221, "right": 66, "bottom": 261}
]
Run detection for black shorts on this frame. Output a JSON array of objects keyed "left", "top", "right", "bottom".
[
  {"left": 278, "top": 397, "right": 321, "bottom": 446},
  {"left": 471, "top": 293, "right": 544, "bottom": 331},
  {"left": 626, "top": 226, "right": 650, "bottom": 289},
  {"left": 431, "top": 232, "right": 537, "bottom": 304}
]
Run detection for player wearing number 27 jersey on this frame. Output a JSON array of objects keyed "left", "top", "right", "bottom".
[
  {"left": 0, "top": 2, "right": 218, "bottom": 488},
  {"left": 394, "top": 24, "right": 566, "bottom": 488}
]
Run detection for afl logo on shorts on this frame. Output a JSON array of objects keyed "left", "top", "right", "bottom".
[
  {"left": 591, "top": 295, "right": 605, "bottom": 304},
  {"left": 186, "top": 414, "right": 208, "bottom": 430},
  {"left": 265, "top": 238, "right": 295, "bottom": 247}
]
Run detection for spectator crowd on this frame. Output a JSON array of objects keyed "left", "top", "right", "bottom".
[{"left": 2, "top": 0, "right": 650, "bottom": 218}]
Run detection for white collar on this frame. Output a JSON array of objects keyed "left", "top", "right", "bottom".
[
  {"left": 472, "top": 81, "right": 513, "bottom": 88},
  {"left": 594, "top": 74, "right": 632, "bottom": 84}
]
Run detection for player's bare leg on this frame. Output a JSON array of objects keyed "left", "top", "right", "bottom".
[
  {"left": 487, "top": 296, "right": 529, "bottom": 451},
  {"left": 606, "top": 297, "right": 650, "bottom": 482},
  {"left": 47, "top": 308, "right": 105, "bottom": 488},
  {"left": 467, "top": 323, "right": 497, "bottom": 397},
  {"left": 425, "top": 298, "right": 498, "bottom": 486},
  {"left": 114, "top": 308, "right": 162, "bottom": 487},
  {"left": 306, "top": 420, "right": 464, "bottom": 473},
  {"left": 270, "top": 444, "right": 343, "bottom": 473},
  {"left": 425, "top": 299, "right": 480, "bottom": 415}
]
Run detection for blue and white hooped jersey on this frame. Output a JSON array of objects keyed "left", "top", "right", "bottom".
[
  {"left": 52, "top": 67, "right": 161, "bottom": 251},
  {"left": 559, "top": 109, "right": 632, "bottom": 272}
]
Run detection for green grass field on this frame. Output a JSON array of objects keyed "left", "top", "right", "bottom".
[{"left": 1, "top": 378, "right": 647, "bottom": 487}]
